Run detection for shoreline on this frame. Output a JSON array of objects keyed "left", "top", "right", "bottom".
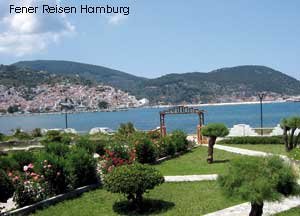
[{"left": 0, "top": 100, "right": 288, "bottom": 118}]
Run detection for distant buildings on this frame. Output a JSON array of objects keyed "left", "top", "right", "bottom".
[{"left": 0, "top": 84, "right": 148, "bottom": 114}]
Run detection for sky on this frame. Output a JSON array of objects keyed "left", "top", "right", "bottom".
[{"left": 0, "top": 0, "right": 300, "bottom": 79}]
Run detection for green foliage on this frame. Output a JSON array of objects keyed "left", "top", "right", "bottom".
[
  {"left": 32, "top": 128, "right": 42, "bottom": 137},
  {"left": 98, "top": 101, "right": 109, "bottom": 109},
  {"left": 45, "top": 130, "right": 62, "bottom": 143},
  {"left": 218, "top": 136, "right": 284, "bottom": 145},
  {"left": 171, "top": 130, "right": 189, "bottom": 152},
  {"left": 135, "top": 137, "right": 158, "bottom": 164},
  {"left": 13, "top": 128, "right": 32, "bottom": 140},
  {"left": 0, "top": 132, "right": 5, "bottom": 141},
  {"left": 159, "top": 136, "right": 176, "bottom": 157},
  {"left": 103, "top": 163, "right": 164, "bottom": 206},
  {"left": 45, "top": 142, "right": 70, "bottom": 157},
  {"left": 0, "top": 156, "right": 18, "bottom": 171},
  {"left": 7, "top": 105, "right": 19, "bottom": 113},
  {"left": 0, "top": 169, "right": 15, "bottom": 202},
  {"left": 218, "top": 156, "right": 299, "bottom": 204},
  {"left": 287, "top": 116, "right": 300, "bottom": 129},
  {"left": 201, "top": 123, "right": 229, "bottom": 138},
  {"left": 76, "top": 136, "right": 107, "bottom": 155},
  {"left": 66, "top": 148, "right": 98, "bottom": 189},
  {"left": 117, "top": 122, "right": 136, "bottom": 137},
  {"left": 35, "top": 152, "right": 69, "bottom": 195},
  {"left": 288, "top": 148, "right": 300, "bottom": 161},
  {"left": 12, "top": 151, "right": 35, "bottom": 171}
]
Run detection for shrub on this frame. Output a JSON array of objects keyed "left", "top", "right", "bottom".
[
  {"left": 60, "top": 133, "right": 73, "bottom": 145},
  {"left": 288, "top": 148, "right": 300, "bottom": 161},
  {"left": 218, "top": 136, "right": 284, "bottom": 145},
  {"left": 159, "top": 136, "right": 176, "bottom": 157},
  {"left": 0, "top": 132, "right": 4, "bottom": 141},
  {"left": 44, "top": 130, "right": 62, "bottom": 143},
  {"left": 103, "top": 163, "right": 164, "bottom": 208},
  {"left": 0, "top": 156, "right": 18, "bottom": 171},
  {"left": 14, "top": 129, "right": 32, "bottom": 140},
  {"left": 171, "top": 130, "right": 189, "bottom": 152},
  {"left": 45, "top": 142, "right": 70, "bottom": 157},
  {"left": 0, "top": 169, "right": 15, "bottom": 202},
  {"left": 218, "top": 156, "right": 299, "bottom": 216},
  {"left": 32, "top": 128, "right": 42, "bottom": 137},
  {"left": 135, "top": 137, "right": 158, "bottom": 164},
  {"left": 12, "top": 151, "right": 35, "bottom": 171},
  {"left": 76, "top": 136, "right": 107, "bottom": 155},
  {"left": 35, "top": 153, "right": 69, "bottom": 195},
  {"left": 66, "top": 148, "right": 98, "bottom": 189}
]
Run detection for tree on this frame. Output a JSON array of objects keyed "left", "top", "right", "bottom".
[
  {"left": 98, "top": 101, "right": 109, "bottom": 109},
  {"left": 218, "top": 156, "right": 299, "bottom": 216},
  {"left": 7, "top": 105, "right": 19, "bottom": 114},
  {"left": 103, "top": 163, "right": 164, "bottom": 209},
  {"left": 281, "top": 116, "right": 300, "bottom": 151},
  {"left": 201, "top": 123, "right": 229, "bottom": 163},
  {"left": 117, "top": 122, "right": 136, "bottom": 137}
]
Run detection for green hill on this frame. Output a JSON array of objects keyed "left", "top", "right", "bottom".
[
  {"left": 11, "top": 61, "right": 300, "bottom": 104},
  {"left": 13, "top": 60, "right": 146, "bottom": 90}
]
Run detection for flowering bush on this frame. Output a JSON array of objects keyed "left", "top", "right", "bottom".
[
  {"left": 11, "top": 163, "right": 48, "bottom": 207},
  {"left": 100, "top": 148, "right": 136, "bottom": 174}
]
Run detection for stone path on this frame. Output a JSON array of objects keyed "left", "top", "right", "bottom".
[
  {"left": 204, "top": 196, "right": 300, "bottom": 216},
  {"left": 214, "top": 144, "right": 269, "bottom": 157},
  {"left": 164, "top": 174, "right": 218, "bottom": 182}
]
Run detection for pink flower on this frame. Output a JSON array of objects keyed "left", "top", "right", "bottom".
[
  {"left": 30, "top": 172, "right": 37, "bottom": 177},
  {"left": 8, "top": 172, "right": 13, "bottom": 177},
  {"left": 47, "top": 164, "right": 52, "bottom": 168},
  {"left": 33, "top": 176, "right": 39, "bottom": 181},
  {"left": 14, "top": 176, "right": 19, "bottom": 181},
  {"left": 43, "top": 165, "right": 47, "bottom": 169},
  {"left": 28, "top": 163, "right": 34, "bottom": 169},
  {"left": 23, "top": 165, "right": 28, "bottom": 172},
  {"left": 56, "top": 172, "right": 61, "bottom": 176}
]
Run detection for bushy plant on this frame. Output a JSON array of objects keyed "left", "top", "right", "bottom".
[
  {"left": 135, "top": 137, "right": 158, "bottom": 164},
  {"left": 103, "top": 163, "right": 164, "bottom": 208},
  {"left": 158, "top": 136, "right": 176, "bottom": 157},
  {"left": 12, "top": 151, "right": 35, "bottom": 171},
  {"left": 45, "top": 142, "right": 70, "bottom": 157},
  {"left": 0, "top": 156, "right": 18, "bottom": 171},
  {"left": 171, "top": 130, "right": 189, "bottom": 152},
  {"left": 117, "top": 122, "right": 135, "bottom": 137},
  {"left": 44, "top": 130, "right": 62, "bottom": 143},
  {"left": 0, "top": 132, "right": 4, "bottom": 141},
  {"left": 100, "top": 147, "right": 136, "bottom": 174},
  {"left": 218, "top": 136, "right": 284, "bottom": 145},
  {"left": 218, "top": 156, "right": 299, "bottom": 216},
  {"left": 32, "top": 128, "right": 42, "bottom": 137},
  {"left": 66, "top": 148, "right": 98, "bottom": 188},
  {"left": 35, "top": 153, "right": 70, "bottom": 195},
  {"left": 0, "top": 169, "right": 15, "bottom": 202},
  {"left": 14, "top": 128, "right": 32, "bottom": 140},
  {"left": 60, "top": 133, "right": 73, "bottom": 145},
  {"left": 288, "top": 148, "right": 300, "bottom": 161},
  {"left": 10, "top": 162, "right": 48, "bottom": 207},
  {"left": 201, "top": 123, "right": 229, "bottom": 164}
]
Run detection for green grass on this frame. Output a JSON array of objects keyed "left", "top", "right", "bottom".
[
  {"left": 154, "top": 146, "right": 249, "bottom": 175},
  {"left": 220, "top": 144, "right": 287, "bottom": 155},
  {"left": 273, "top": 207, "right": 300, "bottom": 215},
  {"left": 30, "top": 181, "right": 243, "bottom": 216}
]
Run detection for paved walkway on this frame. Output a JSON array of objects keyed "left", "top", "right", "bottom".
[
  {"left": 204, "top": 196, "right": 300, "bottom": 216},
  {"left": 164, "top": 174, "right": 218, "bottom": 182}
]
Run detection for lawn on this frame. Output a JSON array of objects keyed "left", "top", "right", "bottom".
[
  {"left": 154, "top": 146, "right": 249, "bottom": 175},
  {"left": 273, "top": 207, "right": 300, "bottom": 215},
  {"left": 30, "top": 181, "right": 243, "bottom": 216},
  {"left": 220, "top": 144, "right": 287, "bottom": 155}
]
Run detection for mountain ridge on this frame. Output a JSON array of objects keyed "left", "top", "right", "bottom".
[{"left": 11, "top": 60, "right": 300, "bottom": 104}]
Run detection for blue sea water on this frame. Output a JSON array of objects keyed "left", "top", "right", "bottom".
[{"left": 0, "top": 102, "right": 300, "bottom": 134}]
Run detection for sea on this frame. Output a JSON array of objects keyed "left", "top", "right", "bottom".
[{"left": 0, "top": 102, "right": 300, "bottom": 134}]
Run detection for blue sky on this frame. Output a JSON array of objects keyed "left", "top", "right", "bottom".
[{"left": 1, "top": 0, "right": 300, "bottom": 79}]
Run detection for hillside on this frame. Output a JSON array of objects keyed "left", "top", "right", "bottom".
[
  {"left": 0, "top": 65, "right": 92, "bottom": 87},
  {"left": 14, "top": 60, "right": 146, "bottom": 90},
  {"left": 10, "top": 61, "right": 300, "bottom": 104}
]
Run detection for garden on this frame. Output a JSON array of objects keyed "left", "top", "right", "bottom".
[{"left": 1, "top": 118, "right": 300, "bottom": 216}]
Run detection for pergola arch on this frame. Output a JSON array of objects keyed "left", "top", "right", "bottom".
[{"left": 159, "top": 106, "right": 205, "bottom": 144}]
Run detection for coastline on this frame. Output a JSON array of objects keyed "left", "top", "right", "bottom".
[{"left": 0, "top": 100, "right": 288, "bottom": 118}]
